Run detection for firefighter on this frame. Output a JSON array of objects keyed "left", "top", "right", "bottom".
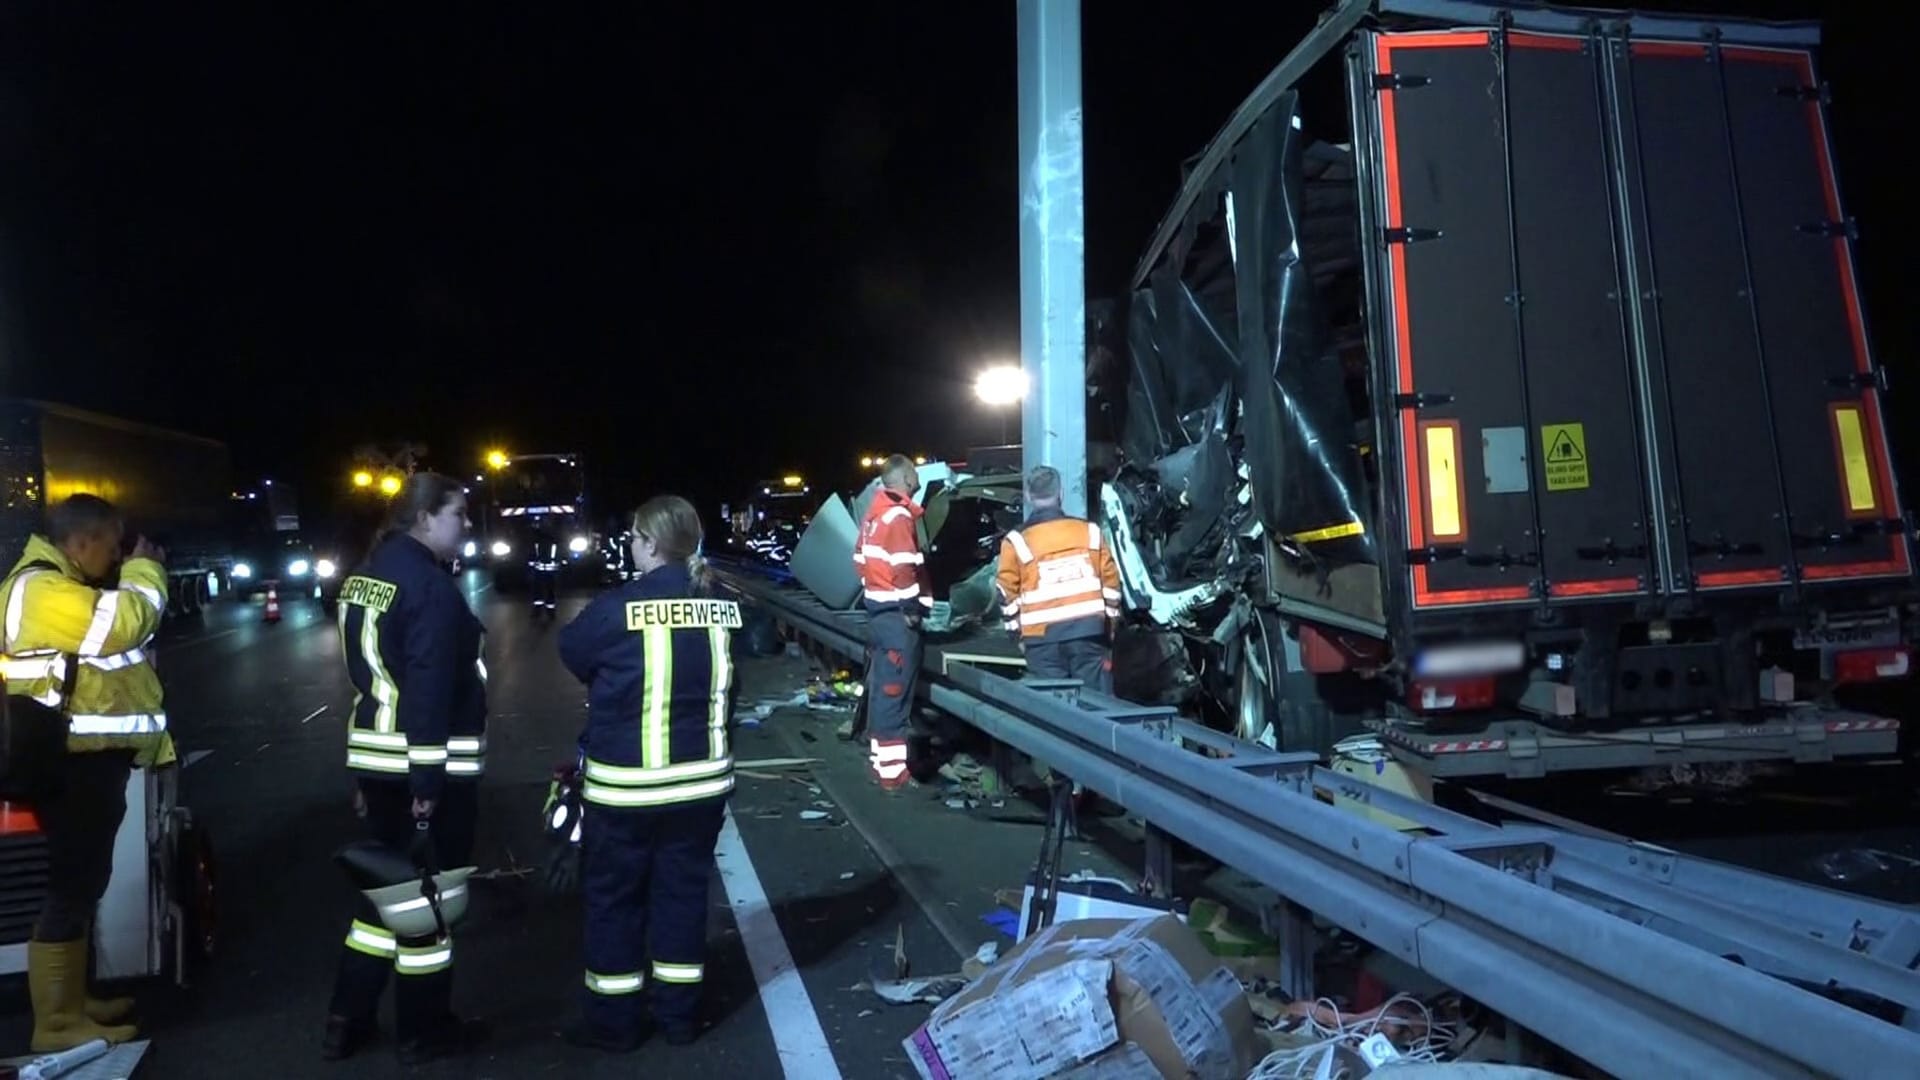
[
  {"left": 528, "top": 523, "right": 561, "bottom": 618},
  {"left": 0, "top": 495, "right": 169, "bottom": 1052},
  {"left": 995, "top": 466, "right": 1122, "bottom": 692},
  {"left": 558, "top": 495, "right": 738, "bottom": 1052},
  {"left": 323, "top": 473, "right": 490, "bottom": 1066},
  {"left": 852, "top": 454, "right": 932, "bottom": 790}
]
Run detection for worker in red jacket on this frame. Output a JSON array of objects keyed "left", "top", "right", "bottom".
[{"left": 851, "top": 455, "right": 932, "bottom": 790}]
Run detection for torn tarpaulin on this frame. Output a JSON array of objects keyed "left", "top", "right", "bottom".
[{"left": 1111, "top": 91, "right": 1376, "bottom": 616}]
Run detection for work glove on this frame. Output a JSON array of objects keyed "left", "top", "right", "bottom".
[{"left": 541, "top": 760, "right": 584, "bottom": 894}]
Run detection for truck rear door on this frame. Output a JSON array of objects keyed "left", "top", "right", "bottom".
[{"left": 1359, "top": 26, "right": 1909, "bottom": 614}]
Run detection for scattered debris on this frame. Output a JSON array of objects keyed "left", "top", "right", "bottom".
[
  {"left": 840, "top": 871, "right": 857, "bottom": 881},
  {"left": 867, "top": 973, "right": 969, "bottom": 1006},
  {"left": 800, "top": 810, "right": 831, "bottom": 821},
  {"left": 735, "top": 756, "right": 821, "bottom": 770},
  {"left": 893, "top": 924, "right": 910, "bottom": 979}
]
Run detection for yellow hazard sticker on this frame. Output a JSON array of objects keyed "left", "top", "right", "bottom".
[{"left": 1541, "top": 423, "right": 1589, "bottom": 492}]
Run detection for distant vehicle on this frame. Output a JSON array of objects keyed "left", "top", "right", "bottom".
[
  {"left": 0, "top": 399, "right": 246, "bottom": 618},
  {"left": 479, "top": 452, "right": 602, "bottom": 590},
  {"left": 725, "top": 476, "right": 815, "bottom": 565}
]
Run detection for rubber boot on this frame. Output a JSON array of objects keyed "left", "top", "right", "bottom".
[
  {"left": 29, "top": 940, "right": 139, "bottom": 1052},
  {"left": 79, "top": 935, "right": 134, "bottom": 1024}
]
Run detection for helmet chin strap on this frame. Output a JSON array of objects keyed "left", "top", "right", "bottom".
[{"left": 412, "top": 818, "right": 450, "bottom": 941}]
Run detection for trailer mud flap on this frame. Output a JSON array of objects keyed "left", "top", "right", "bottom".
[
  {"left": 1372, "top": 30, "right": 1654, "bottom": 610},
  {"left": 1615, "top": 42, "right": 1908, "bottom": 591}
]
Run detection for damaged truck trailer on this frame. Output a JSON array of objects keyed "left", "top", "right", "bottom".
[{"left": 1099, "top": 0, "right": 1914, "bottom": 779}]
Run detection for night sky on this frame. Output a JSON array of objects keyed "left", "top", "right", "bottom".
[{"left": 0, "top": 2, "right": 1898, "bottom": 519}]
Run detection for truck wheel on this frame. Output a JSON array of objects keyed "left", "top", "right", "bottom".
[{"left": 174, "top": 820, "right": 218, "bottom": 968}]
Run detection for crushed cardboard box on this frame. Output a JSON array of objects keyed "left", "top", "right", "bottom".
[{"left": 903, "top": 915, "right": 1263, "bottom": 1080}]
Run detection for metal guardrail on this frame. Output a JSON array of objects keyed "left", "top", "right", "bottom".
[{"left": 724, "top": 569, "right": 1920, "bottom": 1079}]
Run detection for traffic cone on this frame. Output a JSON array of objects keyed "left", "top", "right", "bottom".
[{"left": 263, "top": 585, "right": 281, "bottom": 624}]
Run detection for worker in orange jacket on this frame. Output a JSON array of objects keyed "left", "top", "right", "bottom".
[
  {"left": 995, "top": 466, "right": 1122, "bottom": 693},
  {"left": 851, "top": 455, "right": 932, "bottom": 790}
]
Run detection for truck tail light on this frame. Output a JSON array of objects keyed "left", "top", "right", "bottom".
[
  {"left": 1410, "top": 676, "right": 1496, "bottom": 713},
  {"left": 1833, "top": 647, "right": 1911, "bottom": 684}
]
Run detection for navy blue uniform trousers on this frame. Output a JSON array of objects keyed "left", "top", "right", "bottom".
[
  {"left": 329, "top": 780, "right": 478, "bottom": 1040},
  {"left": 581, "top": 798, "right": 726, "bottom": 1037}
]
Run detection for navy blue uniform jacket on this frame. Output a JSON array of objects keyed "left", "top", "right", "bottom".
[
  {"left": 558, "top": 562, "right": 740, "bottom": 810},
  {"left": 339, "top": 533, "right": 488, "bottom": 798}
]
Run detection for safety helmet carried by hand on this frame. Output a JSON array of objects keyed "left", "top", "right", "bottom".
[{"left": 335, "top": 838, "right": 476, "bottom": 939}]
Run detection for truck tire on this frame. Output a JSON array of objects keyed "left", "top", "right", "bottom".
[{"left": 173, "top": 819, "right": 217, "bottom": 974}]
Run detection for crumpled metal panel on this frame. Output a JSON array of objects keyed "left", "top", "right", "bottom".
[
  {"left": 1121, "top": 91, "right": 1375, "bottom": 576},
  {"left": 787, "top": 494, "right": 863, "bottom": 611}
]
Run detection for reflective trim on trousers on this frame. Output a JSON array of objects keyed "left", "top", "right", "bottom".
[
  {"left": 395, "top": 941, "right": 452, "bottom": 975},
  {"left": 344, "top": 919, "right": 397, "bottom": 959},
  {"left": 585, "top": 970, "right": 644, "bottom": 995},
  {"left": 651, "top": 960, "right": 703, "bottom": 985}
]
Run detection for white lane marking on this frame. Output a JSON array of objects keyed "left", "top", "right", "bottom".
[
  {"left": 184, "top": 750, "right": 214, "bottom": 769},
  {"left": 716, "top": 807, "right": 843, "bottom": 1080},
  {"left": 300, "top": 705, "right": 328, "bottom": 725}
]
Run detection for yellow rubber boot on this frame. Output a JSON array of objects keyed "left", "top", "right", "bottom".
[
  {"left": 77, "top": 929, "right": 134, "bottom": 1023},
  {"left": 29, "top": 940, "right": 138, "bottom": 1052}
]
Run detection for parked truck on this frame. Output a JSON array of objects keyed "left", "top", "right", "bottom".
[
  {"left": 0, "top": 399, "right": 243, "bottom": 616},
  {"left": 1094, "top": 0, "right": 1914, "bottom": 779}
]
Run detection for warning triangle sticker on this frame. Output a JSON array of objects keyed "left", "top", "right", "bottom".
[{"left": 1548, "top": 430, "right": 1583, "bottom": 463}]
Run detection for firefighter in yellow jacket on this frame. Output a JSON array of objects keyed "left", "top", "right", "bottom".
[
  {"left": 994, "top": 466, "right": 1123, "bottom": 692},
  {"left": 0, "top": 494, "right": 173, "bottom": 1052}
]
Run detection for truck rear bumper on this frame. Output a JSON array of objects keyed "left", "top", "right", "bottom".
[{"left": 1375, "top": 709, "right": 1900, "bottom": 779}]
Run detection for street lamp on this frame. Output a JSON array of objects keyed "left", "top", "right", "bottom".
[
  {"left": 352, "top": 470, "right": 373, "bottom": 489},
  {"left": 485, "top": 449, "right": 510, "bottom": 471},
  {"left": 974, "top": 364, "right": 1028, "bottom": 444}
]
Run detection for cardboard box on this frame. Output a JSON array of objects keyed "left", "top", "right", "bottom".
[{"left": 904, "top": 915, "right": 1262, "bottom": 1080}]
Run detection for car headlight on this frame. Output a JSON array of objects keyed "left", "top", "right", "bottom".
[
  {"left": 462, "top": 540, "right": 478, "bottom": 559},
  {"left": 316, "top": 559, "right": 337, "bottom": 579},
  {"left": 491, "top": 540, "right": 512, "bottom": 558},
  {"left": 288, "top": 558, "right": 311, "bottom": 577},
  {"left": 232, "top": 563, "right": 253, "bottom": 580},
  {"left": 568, "top": 536, "right": 590, "bottom": 554}
]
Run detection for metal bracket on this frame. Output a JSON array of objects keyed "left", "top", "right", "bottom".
[
  {"left": 1372, "top": 72, "right": 1432, "bottom": 91},
  {"left": 1776, "top": 83, "right": 1831, "bottom": 104},
  {"left": 1394, "top": 391, "right": 1455, "bottom": 410},
  {"left": 1798, "top": 219, "right": 1858, "bottom": 240},
  {"left": 1826, "top": 367, "right": 1888, "bottom": 392},
  {"left": 1384, "top": 226, "right": 1444, "bottom": 245}
]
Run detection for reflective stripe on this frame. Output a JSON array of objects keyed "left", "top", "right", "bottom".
[
  {"left": 69, "top": 712, "right": 166, "bottom": 736},
  {"left": 651, "top": 960, "right": 703, "bottom": 985},
  {"left": 859, "top": 545, "right": 924, "bottom": 566},
  {"left": 408, "top": 745, "right": 449, "bottom": 765},
  {"left": 345, "top": 919, "right": 397, "bottom": 958},
  {"left": 880, "top": 505, "right": 914, "bottom": 525},
  {"left": 446, "top": 759, "right": 484, "bottom": 777},
  {"left": 1086, "top": 522, "right": 1102, "bottom": 551},
  {"left": 863, "top": 583, "right": 921, "bottom": 603},
  {"left": 1005, "top": 530, "right": 1034, "bottom": 564},
  {"left": 1021, "top": 598, "right": 1108, "bottom": 627},
  {"left": 380, "top": 884, "right": 467, "bottom": 918},
  {"left": 395, "top": 942, "right": 452, "bottom": 974},
  {"left": 869, "top": 737, "right": 910, "bottom": 781},
  {"left": 585, "top": 970, "right": 644, "bottom": 995},
  {"left": 349, "top": 730, "right": 408, "bottom": 750},
  {"left": 641, "top": 626, "right": 671, "bottom": 769},
  {"left": 583, "top": 773, "right": 734, "bottom": 808},
  {"left": 448, "top": 735, "right": 487, "bottom": 755},
  {"left": 586, "top": 755, "right": 732, "bottom": 786},
  {"left": 4, "top": 572, "right": 33, "bottom": 643},
  {"left": 475, "top": 657, "right": 489, "bottom": 684},
  {"left": 1, "top": 655, "right": 65, "bottom": 682},
  {"left": 129, "top": 584, "right": 165, "bottom": 613},
  {"left": 347, "top": 750, "right": 410, "bottom": 774},
  {"left": 80, "top": 648, "right": 146, "bottom": 671},
  {"left": 77, "top": 591, "right": 119, "bottom": 656},
  {"left": 708, "top": 626, "right": 731, "bottom": 763},
  {"left": 361, "top": 610, "right": 397, "bottom": 733}
]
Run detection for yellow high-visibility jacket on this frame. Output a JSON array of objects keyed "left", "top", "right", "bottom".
[{"left": 1, "top": 535, "right": 174, "bottom": 766}]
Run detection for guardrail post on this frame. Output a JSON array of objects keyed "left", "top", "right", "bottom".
[
  {"left": 1269, "top": 900, "right": 1317, "bottom": 1001},
  {"left": 1143, "top": 825, "right": 1175, "bottom": 899}
]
